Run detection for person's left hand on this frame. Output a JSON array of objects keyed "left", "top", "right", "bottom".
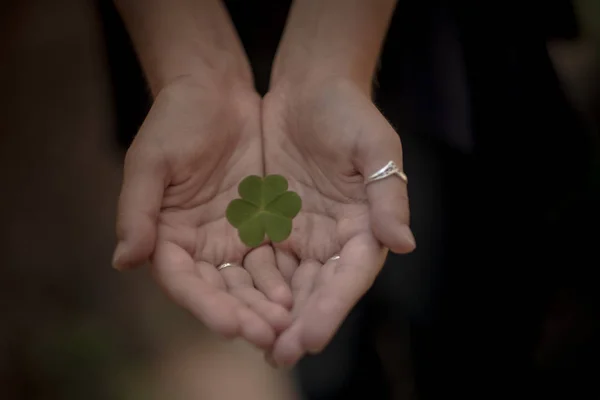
[{"left": 259, "top": 78, "right": 417, "bottom": 366}]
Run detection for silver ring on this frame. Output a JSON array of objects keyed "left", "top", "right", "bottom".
[
  {"left": 329, "top": 255, "right": 340, "bottom": 262},
  {"left": 364, "top": 161, "right": 407, "bottom": 185},
  {"left": 217, "top": 262, "right": 235, "bottom": 271}
]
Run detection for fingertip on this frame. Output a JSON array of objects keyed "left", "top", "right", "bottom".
[
  {"left": 112, "top": 242, "right": 127, "bottom": 271},
  {"left": 389, "top": 224, "right": 416, "bottom": 254},
  {"left": 112, "top": 241, "right": 144, "bottom": 271},
  {"left": 372, "top": 217, "right": 416, "bottom": 254},
  {"left": 269, "top": 284, "right": 294, "bottom": 310},
  {"left": 244, "top": 246, "right": 293, "bottom": 309},
  {"left": 272, "top": 324, "right": 304, "bottom": 368},
  {"left": 303, "top": 319, "right": 331, "bottom": 354},
  {"left": 300, "top": 285, "right": 361, "bottom": 354},
  {"left": 301, "top": 307, "right": 338, "bottom": 354},
  {"left": 271, "top": 306, "right": 293, "bottom": 333},
  {"left": 303, "top": 327, "right": 334, "bottom": 355},
  {"left": 113, "top": 216, "right": 157, "bottom": 270},
  {"left": 214, "top": 326, "right": 239, "bottom": 341},
  {"left": 210, "top": 315, "right": 240, "bottom": 340}
]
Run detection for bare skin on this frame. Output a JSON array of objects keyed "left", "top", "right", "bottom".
[
  {"left": 262, "top": 78, "right": 415, "bottom": 366},
  {"left": 113, "top": 0, "right": 416, "bottom": 367}
]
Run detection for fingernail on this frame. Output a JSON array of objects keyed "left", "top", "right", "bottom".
[
  {"left": 112, "top": 242, "right": 127, "bottom": 271},
  {"left": 400, "top": 225, "right": 416, "bottom": 248},
  {"left": 306, "top": 345, "right": 323, "bottom": 354}
]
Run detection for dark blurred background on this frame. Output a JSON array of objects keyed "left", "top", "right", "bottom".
[{"left": 1, "top": 0, "right": 599, "bottom": 399}]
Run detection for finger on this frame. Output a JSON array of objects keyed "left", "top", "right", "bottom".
[
  {"left": 220, "top": 265, "right": 291, "bottom": 334},
  {"left": 236, "top": 306, "right": 276, "bottom": 350},
  {"left": 314, "top": 255, "right": 340, "bottom": 289},
  {"left": 300, "top": 234, "right": 386, "bottom": 353},
  {"left": 355, "top": 114, "right": 416, "bottom": 254},
  {"left": 154, "top": 244, "right": 275, "bottom": 348},
  {"left": 269, "top": 258, "right": 333, "bottom": 365},
  {"left": 152, "top": 242, "right": 239, "bottom": 338},
  {"left": 244, "top": 246, "right": 293, "bottom": 309},
  {"left": 195, "top": 261, "right": 226, "bottom": 290},
  {"left": 270, "top": 321, "right": 305, "bottom": 368},
  {"left": 232, "top": 288, "right": 292, "bottom": 333},
  {"left": 275, "top": 249, "right": 299, "bottom": 284},
  {"left": 290, "top": 260, "right": 321, "bottom": 317},
  {"left": 217, "top": 265, "right": 279, "bottom": 347},
  {"left": 269, "top": 258, "right": 334, "bottom": 368},
  {"left": 113, "top": 142, "right": 168, "bottom": 270}
]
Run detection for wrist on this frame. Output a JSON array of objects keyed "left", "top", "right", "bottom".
[
  {"left": 269, "top": 65, "right": 373, "bottom": 100},
  {"left": 270, "top": 60, "right": 373, "bottom": 96},
  {"left": 115, "top": 0, "right": 254, "bottom": 96},
  {"left": 145, "top": 47, "right": 254, "bottom": 97},
  {"left": 156, "top": 70, "right": 259, "bottom": 112},
  {"left": 269, "top": 0, "right": 396, "bottom": 97}
]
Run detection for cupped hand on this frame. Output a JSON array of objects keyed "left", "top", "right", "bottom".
[
  {"left": 261, "top": 78, "right": 416, "bottom": 366},
  {"left": 112, "top": 78, "right": 292, "bottom": 349}
]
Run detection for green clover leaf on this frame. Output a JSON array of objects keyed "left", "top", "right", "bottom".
[{"left": 226, "top": 175, "right": 302, "bottom": 248}]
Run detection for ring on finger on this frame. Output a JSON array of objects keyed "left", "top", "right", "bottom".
[
  {"left": 364, "top": 160, "right": 408, "bottom": 185},
  {"left": 217, "top": 262, "right": 236, "bottom": 271}
]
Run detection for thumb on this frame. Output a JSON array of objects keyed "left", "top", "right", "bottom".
[
  {"left": 113, "top": 146, "right": 167, "bottom": 270},
  {"left": 355, "top": 116, "right": 416, "bottom": 254}
]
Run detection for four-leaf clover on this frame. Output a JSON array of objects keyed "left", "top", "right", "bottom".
[{"left": 226, "top": 175, "right": 302, "bottom": 247}]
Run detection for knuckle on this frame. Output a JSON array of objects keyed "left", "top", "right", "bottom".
[
  {"left": 122, "top": 144, "right": 169, "bottom": 183},
  {"left": 124, "top": 144, "right": 158, "bottom": 168}
]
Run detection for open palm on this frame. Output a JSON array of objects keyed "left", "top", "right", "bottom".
[
  {"left": 262, "top": 79, "right": 416, "bottom": 366},
  {"left": 113, "top": 80, "right": 291, "bottom": 349}
]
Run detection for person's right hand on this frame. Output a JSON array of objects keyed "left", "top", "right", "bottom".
[{"left": 112, "top": 77, "right": 292, "bottom": 349}]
